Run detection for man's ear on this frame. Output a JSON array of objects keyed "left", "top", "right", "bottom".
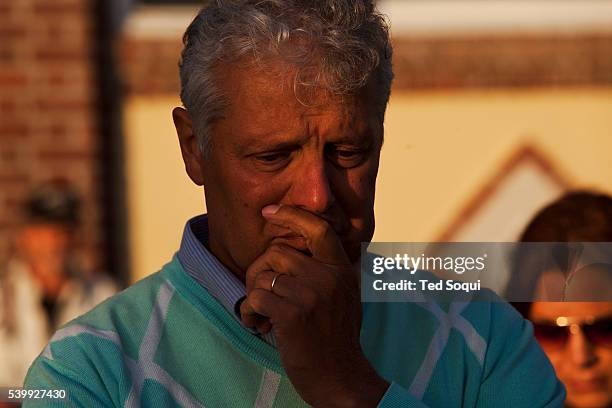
[{"left": 173, "top": 107, "right": 205, "bottom": 186}]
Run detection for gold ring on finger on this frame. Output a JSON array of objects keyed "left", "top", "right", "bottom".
[{"left": 270, "top": 273, "right": 281, "bottom": 292}]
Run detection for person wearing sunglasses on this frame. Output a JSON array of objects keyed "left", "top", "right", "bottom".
[{"left": 509, "top": 191, "right": 612, "bottom": 408}]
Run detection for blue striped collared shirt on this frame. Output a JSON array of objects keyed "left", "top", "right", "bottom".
[{"left": 176, "top": 214, "right": 276, "bottom": 346}]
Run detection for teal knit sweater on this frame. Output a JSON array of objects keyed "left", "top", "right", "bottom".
[{"left": 23, "top": 257, "right": 564, "bottom": 407}]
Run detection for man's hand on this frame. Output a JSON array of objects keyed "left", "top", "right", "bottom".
[{"left": 240, "top": 205, "right": 389, "bottom": 408}]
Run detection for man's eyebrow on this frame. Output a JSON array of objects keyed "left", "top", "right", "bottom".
[
  {"left": 329, "top": 127, "right": 380, "bottom": 148},
  {"left": 332, "top": 133, "right": 374, "bottom": 145},
  {"left": 234, "top": 133, "right": 309, "bottom": 153},
  {"left": 250, "top": 140, "right": 304, "bottom": 152},
  {"left": 234, "top": 125, "right": 377, "bottom": 153}
]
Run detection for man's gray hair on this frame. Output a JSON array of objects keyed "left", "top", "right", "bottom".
[{"left": 179, "top": 0, "right": 394, "bottom": 156}]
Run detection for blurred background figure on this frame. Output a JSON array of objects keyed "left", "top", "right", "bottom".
[
  {"left": 0, "top": 180, "right": 117, "bottom": 388},
  {"left": 509, "top": 192, "right": 612, "bottom": 408}
]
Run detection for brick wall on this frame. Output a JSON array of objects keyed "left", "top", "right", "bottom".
[
  {"left": 0, "top": 0, "right": 104, "bottom": 271},
  {"left": 119, "top": 30, "right": 612, "bottom": 95}
]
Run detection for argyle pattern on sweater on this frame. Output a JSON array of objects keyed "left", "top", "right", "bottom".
[{"left": 24, "top": 257, "right": 565, "bottom": 407}]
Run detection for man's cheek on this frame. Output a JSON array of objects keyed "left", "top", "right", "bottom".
[
  {"left": 345, "top": 173, "right": 376, "bottom": 212},
  {"left": 240, "top": 169, "right": 289, "bottom": 201}
]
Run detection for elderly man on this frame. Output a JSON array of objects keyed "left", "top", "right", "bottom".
[{"left": 24, "top": 1, "right": 564, "bottom": 407}]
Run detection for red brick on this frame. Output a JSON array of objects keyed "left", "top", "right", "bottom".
[
  {"left": 0, "top": 174, "right": 27, "bottom": 184},
  {"left": 38, "top": 149, "right": 95, "bottom": 161},
  {"left": 0, "top": 26, "right": 27, "bottom": 38},
  {"left": 0, "top": 100, "right": 16, "bottom": 113},
  {"left": 35, "top": 48, "right": 89, "bottom": 62},
  {"left": 4, "top": 199, "right": 25, "bottom": 216},
  {"left": 46, "top": 73, "right": 68, "bottom": 86},
  {"left": 34, "top": 97, "right": 94, "bottom": 111},
  {"left": 0, "top": 49, "right": 15, "bottom": 63},
  {"left": 0, "top": 71, "right": 28, "bottom": 87},
  {"left": 0, "top": 144, "right": 18, "bottom": 159},
  {"left": 0, "top": 123, "right": 28, "bottom": 134},
  {"left": 32, "top": 2, "right": 87, "bottom": 14}
]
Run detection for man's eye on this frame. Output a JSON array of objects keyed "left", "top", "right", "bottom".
[
  {"left": 253, "top": 151, "right": 292, "bottom": 169},
  {"left": 336, "top": 150, "right": 361, "bottom": 158},
  {"left": 256, "top": 152, "right": 289, "bottom": 162},
  {"left": 326, "top": 148, "right": 368, "bottom": 168}
]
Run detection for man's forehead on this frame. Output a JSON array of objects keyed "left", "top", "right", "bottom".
[
  {"left": 218, "top": 61, "right": 339, "bottom": 106},
  {"left": 213, "top": 62, "right": 379, "bottom": 137},
  {"left": 217, "top": 58, "right": 380, "bottom": 107},
  {"left": 226, "top": 112, "right": 377, "bottom": 155}
]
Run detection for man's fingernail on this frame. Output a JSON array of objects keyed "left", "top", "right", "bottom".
[{"left": 262, "top": 205, "right": 281, "bottom": 216}]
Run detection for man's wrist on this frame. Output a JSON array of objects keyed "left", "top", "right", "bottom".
[{"left": 332, "top": 364, "right": 390, "bottom": 408}]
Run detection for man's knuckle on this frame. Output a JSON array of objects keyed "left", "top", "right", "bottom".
[
  {"left": 269, "top": 244, "right": 285, "bottom": 256},
  {"left": 245, "top": 265, "right": 257, "bottom": 279},
  {"left": 250, "top": 289, "right": 266, "bottom": 308},
  {"left": 315, "top": 222, "right": 331, "bottom": 238},
  {"left": 254, "top": 274, "right": 269, "bottom": 289}
]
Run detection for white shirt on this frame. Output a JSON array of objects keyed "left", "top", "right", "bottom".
[{"left": 0, "top": 259, "right": 116, "bottom": 387}]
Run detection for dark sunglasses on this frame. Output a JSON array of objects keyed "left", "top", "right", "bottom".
[{"left": 533, "top": 315, "right": 612, "bottom": 349}]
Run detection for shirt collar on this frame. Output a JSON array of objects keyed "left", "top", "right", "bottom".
[
  {"left": 177, "top": 214, "right": 246, "bottom": 318},
  {"left": 176, "top": 214, "right": 276, "bottom": 345}
]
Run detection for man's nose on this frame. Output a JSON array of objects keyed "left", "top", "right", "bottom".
[
  {"left": 566, "top": 325, "right": 598, "bottom": 368},
  {"left": 288, "top": 156, "right": 335, "bottom": 214}
]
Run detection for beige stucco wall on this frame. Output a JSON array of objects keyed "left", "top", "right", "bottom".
[
  {"left": 124, "top": 97, "right": 205, "bottom": 282},
  {"left": 124, "top": 88, "right": 612, "bottom": 282}
]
